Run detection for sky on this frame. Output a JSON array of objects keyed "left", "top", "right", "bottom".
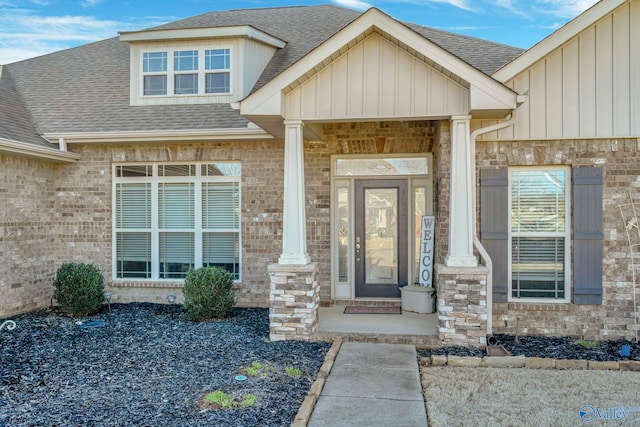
[{"left": 1, "top": 0, "right": 600, "bottom": 64}]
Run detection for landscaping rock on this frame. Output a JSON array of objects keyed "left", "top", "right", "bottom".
[
  {"left": 524, "top": 357, "right": 556, "bottom": 369},
  {"left": 555, "top": 359, "right": 588, "bottom": 370},
  {"left": 481, "top": 355, "right": 525, "bottom": 368},
  {"left": 619, "top": 361, "right": 640, "bottom": 371},
  {"left": 587, "top": 360, "right": 619, "bottom": 370},
  {"left": 0, "top": 303, "right": 330, "bottom": 427},
  {"left": 447, "top": 356, "right": 482, "bottom": 367}
]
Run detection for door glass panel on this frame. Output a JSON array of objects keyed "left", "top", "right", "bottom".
[
  {"left": 337, "top": 185, "right": 350, "bottom": 282},
  {"left": 364, "top": 188, "right": 398, "bottom": 285}
]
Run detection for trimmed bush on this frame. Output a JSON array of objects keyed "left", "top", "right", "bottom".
[
  {"left": 53, "top": 263, "right": 105, "bottom": 317},
  {"left": 183, "top": 266, "right": 235, "bottom": 321}
]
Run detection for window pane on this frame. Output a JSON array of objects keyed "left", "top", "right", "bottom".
[
  {"left": 159, "top": 232, "right": 194, "bottom": 279},
  {"left": 116, "top": 183, "right": 151, "bottom": 228},
  {"left": 116, "top": 232, "right": 151, "bottom": 278},
  {"left": 203, "top": 233, "right": 239, "bottom": 280},
  {"left": 512, "top": 237, "right": 565, "bottom": 299},
  {"left": 205, "top": 49, "right": 230, "bottom": 70},
  {"left": 159, "top": 183, "right": 194, "bottom": 228},
  {"left": 202, "top": 182, "right": 239, "bottom": 229},
  {"left": 174, "top": 74, "right": 198, "bottom": 95},
  {"left": 143, "top": 52, "right": 167, "bottom": 72},
  {"left": 144, "top": 75, "right": 167, "bottom": 96},
  {"left": 159, "top": 164, "right": 195, "bottom": 177},
  {"left": 205, "top": 72, "right": 230, "bottom": 94},
  {"left": 174, "top": 50, "right": 198, "bottom": 71},
  {"left": 201, "top": 163, "right": 241, "bottom": 177},
  {"left": 335, "top": 157, "right": 429, "bottom": 176},
  {"left": 511, "top": 170, "right": 566, "bottom": 232},
  {"left": 116, "top": 165, "right": 152, "bottom": 177}
]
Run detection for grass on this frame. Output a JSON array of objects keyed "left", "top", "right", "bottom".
[
  {"left": 285, "top": 367, "right": 303, "bottom": 378},
  {"left": 575, "top": 339, "right": 598, "bottom": 348},
  {"left": 202, "top": 391, "right": 257, "bottom": 409},
  {"left": 422, "top": 367, "right": 640, "bottom": 426}
]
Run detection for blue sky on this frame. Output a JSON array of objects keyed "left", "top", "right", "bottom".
[{"left": 1, "top": 0, "right": 599, "bottom": 64}]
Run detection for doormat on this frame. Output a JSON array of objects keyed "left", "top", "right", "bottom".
[{"left": 343, "top": 306, "right": 402, "bottom": 315}]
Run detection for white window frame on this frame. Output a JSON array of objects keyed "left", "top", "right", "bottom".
[
  {"left": 112, "top": 162, "right": 241, "bottom": 282},
  {"left": 507, "top": 166, "right": 571, "bottom": 303},
  {"left": 139, "top": 47, "right": 233, "bottom": 98}
]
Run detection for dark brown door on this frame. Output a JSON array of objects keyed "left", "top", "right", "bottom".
[{"left": 354, "top": 179, "right": 408, "bottom": 298}]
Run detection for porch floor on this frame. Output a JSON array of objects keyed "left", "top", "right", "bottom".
[{"left": 313, "top": 305, "right": 441, "bottom": 347}]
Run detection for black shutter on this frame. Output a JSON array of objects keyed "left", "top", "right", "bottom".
[
  {"left": 480, "top": 168, "right": 509, "bottom": 303},
  {"left": 573, "top": 167, "right": 603, "bottom": 304}
]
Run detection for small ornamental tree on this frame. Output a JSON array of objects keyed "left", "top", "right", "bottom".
[
  {"left": 53, "top": 263, "right": 105, "bottom": 317},
  {"left": 183, "top": 266, "right": 235, "bottom": 321}
]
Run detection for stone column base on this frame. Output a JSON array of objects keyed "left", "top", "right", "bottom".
[
  {"left": 435, "top": 264, "right": 488, "bottom": 347},
  {"left": 268, "top": 262, "right": 320, "bottom": 341}
]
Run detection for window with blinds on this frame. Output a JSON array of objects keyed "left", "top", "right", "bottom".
[
  {"left": 509, "top": 168, "right": 570, "bottom": 300},
  {"left": 113, "top": 163, "right": 241, "bottom": 281}
]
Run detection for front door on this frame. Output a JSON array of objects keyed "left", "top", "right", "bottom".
[{"left": 354, "top": 179, "right": 408, "bottom": 298}]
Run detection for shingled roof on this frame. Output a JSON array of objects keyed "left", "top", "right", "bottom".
[{"left": 0, "top": 4, "right": 523, "bottom": 148}]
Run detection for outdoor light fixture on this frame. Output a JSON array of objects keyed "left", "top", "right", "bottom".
[
  {"left": 167, "top": 294, "right": 176, "bottom": 304},
  {"left": 103, "top": 291, "right": 112, "bottom": 313}
]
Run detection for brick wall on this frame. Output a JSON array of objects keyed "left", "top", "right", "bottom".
[
  {"left": 0, "top": 154, "right": 58, "bottom": 317},
  {"left": 477, "top": 138, "right": 640, "bottom": 340},
  {"left": 1, "top": 122, "right": 440, "bottom": 320}
]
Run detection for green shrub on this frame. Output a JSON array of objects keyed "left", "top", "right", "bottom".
[
  {"left": 53, "top": 263, "right": 105, "bottom": 317},
  {"left": 285, "top": 367, "right": 303, "bottom": 378},
  {"left": 183, "top": 266, "right": 235, "bottom": 321}
]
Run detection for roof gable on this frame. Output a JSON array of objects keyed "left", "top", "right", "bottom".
[
  {"left": 241, "top": 8, "right": 517, "bottom": 123},
  {"left": 493, "top": 0, "right": 627, "bottom": 82}
]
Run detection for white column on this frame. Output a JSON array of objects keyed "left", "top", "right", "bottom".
[
  {"left": 445, "top": 115, "right": 478, "bottom": 267},
  {"left": 279, "top": 120, "right": 311, "bottom": 265}
]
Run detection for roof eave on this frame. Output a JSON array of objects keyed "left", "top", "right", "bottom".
[
  {"left": 0, "top": 137, "right": 80, "bottom": 162},
  {"left": 42, "top": 127, "right": 274, "bottom": 144},
  {"left": 119, "top": 25, "right": 286, "bottom": 49}
]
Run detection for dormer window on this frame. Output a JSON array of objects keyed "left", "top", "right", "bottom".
[
  {"left": 141, "top": 47, "right": 232, "bottom": 97},
  {"left": 205, "top": 49, "right": 231, "bottom": 94},
  {"left": 121, "top": 25, "right": 285, "bottom": 105}
]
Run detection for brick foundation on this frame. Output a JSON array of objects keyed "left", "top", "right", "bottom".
[
  {"left": 268, "top": 262, "right": 320, "bottom": 341},
  {"left": 435, "top": 264, "right": 488, "bottom": 347}
]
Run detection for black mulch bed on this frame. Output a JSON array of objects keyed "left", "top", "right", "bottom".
[
  {"left": 417, "top": 334, "right": 640, "bottom": 361},
  {"left": 0, "top": 304, "right": 330, "bottom": 427}
]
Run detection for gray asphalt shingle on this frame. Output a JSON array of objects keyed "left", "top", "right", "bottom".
[{"left": 0, "top": 4, "right": 523, "bottom": 148}]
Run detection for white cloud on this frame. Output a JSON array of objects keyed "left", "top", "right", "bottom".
[
  {"left": 81, "top": 0, "right": 106, "bottom": 7},
  {"left": 331, "top": 0, "right": 374, "bottom": 11},
  {"left": 535, "top": 0, "right": 599, "bottom": 19},
  {"left": 0, "top": 8, "right": 165, "bottom": 63}
]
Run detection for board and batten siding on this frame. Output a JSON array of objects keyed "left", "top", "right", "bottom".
[
  {"left": 240, "top": 39, "right": 277, "bottom": 99},
  {"left": 477, "top": 1, "right": 640, "bottom": 140},
  {"left": 284, "top": 33, "right": 470, "bottom": 120}
]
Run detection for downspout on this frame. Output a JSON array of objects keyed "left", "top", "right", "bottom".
[
  {"left": 470, "top": 110, "right": 519, "bottom": 336},
  {"left": 58, "top": 137, "right": 68, "bottom": 152}
]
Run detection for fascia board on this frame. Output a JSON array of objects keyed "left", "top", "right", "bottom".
[
  {"left": 42, "top": 127, "right": 274, "bottom": 144},
  {"left": 241, "top": 7, "right": 516, "bottom": 116},
  {"left": 119, "top": 25, "right": 286, "bottom": 48},
  {"left": 0, "top": 137, "right": 80, "bottom": 162},
  {"left": 493, "top": 0, "right": 626, "bottom": 82}
]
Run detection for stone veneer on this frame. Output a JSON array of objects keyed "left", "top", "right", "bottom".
[
  {"left": 268, "top": 263, "right": 320, "bottom": 341},
  {"left": 435, "top": 264, "right": 488, "bottom": 347}
]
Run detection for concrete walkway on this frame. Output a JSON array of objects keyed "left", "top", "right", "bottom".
[{"left": 307, "top": 342, "right": 428, "bottom": 427}]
